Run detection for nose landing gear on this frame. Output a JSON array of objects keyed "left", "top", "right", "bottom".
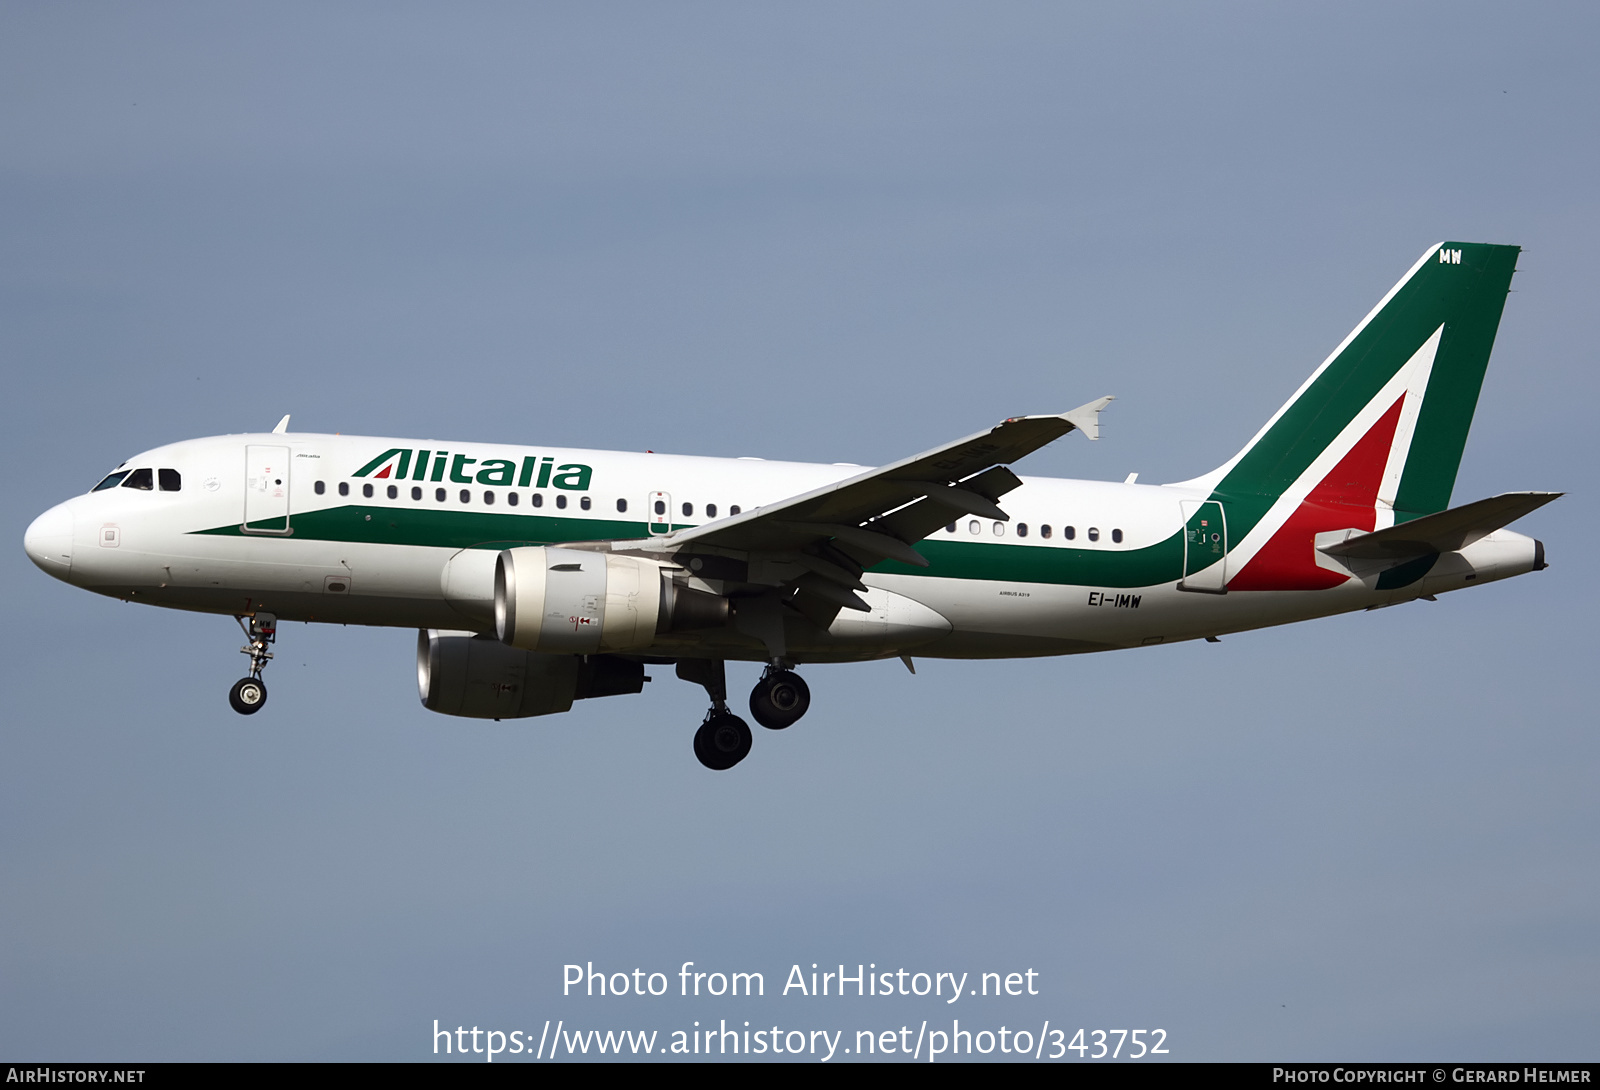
[
  {"left": 229, "top": 613, "right": 276, "bottom": 715},
  {"left": 228, "top": 676, "right": 267, "bottom": 715}
]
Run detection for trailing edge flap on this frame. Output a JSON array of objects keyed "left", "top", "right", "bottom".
[
  {"left": 1318, "top": 492, "right": 1562, "bottom": 560},
  {"left": 647, "top": 398, "right": 1115, "bottom": 566}
]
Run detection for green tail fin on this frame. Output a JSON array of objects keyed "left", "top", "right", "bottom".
[{"left": 1200, "top": 242, "right": 1519, "bottom": 542}]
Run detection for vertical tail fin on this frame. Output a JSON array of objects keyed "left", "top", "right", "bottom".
[{"left": 1185, "top": 242, "right": 1520, "bottom": 590}]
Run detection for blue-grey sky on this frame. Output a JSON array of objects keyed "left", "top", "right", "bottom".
[{"left": 2, "top": 2, "right": 1594, "bottom": 1061}]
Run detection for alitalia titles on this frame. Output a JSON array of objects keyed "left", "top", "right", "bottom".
[{"left": 353, "top": 448, "right": 593, "bottom": 490}]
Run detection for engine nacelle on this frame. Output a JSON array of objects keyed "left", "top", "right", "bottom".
[
  {"left": 495, "top": 546, "right": 728, "bottom": 654},
  {"left": 417, "top": 629, "right": 647, "bottom": 719}
]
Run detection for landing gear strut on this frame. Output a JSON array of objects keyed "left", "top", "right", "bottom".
[
  {"left": 749, "top": 666, "right": 810, "bottom": 730},
  {"left": 229, "top": 613, "right": 276, "bottom": 715},
  {"left": 677, "top": 659, "right": 753, "bottom": 770}
]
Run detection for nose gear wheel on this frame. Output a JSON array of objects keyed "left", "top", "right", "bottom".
[
  {"left": 229, "top": 613, "right": 277, "bottom": 716},
  {"left": 229, "top": 677, "right": 267, "bottom": 715}
]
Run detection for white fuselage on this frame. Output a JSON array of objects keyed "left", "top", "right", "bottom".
[{"left": 24, "top": 432, "right": 1542, "bottom": 664}]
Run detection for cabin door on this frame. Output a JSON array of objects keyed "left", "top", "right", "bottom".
[
  {"left": 244, "top": 445, "right": 292, "bottom": 534},
  {"left": 1179, "top": 500, "right": 1227, "bottom": 592}
]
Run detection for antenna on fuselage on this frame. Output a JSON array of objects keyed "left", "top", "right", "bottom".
[{"left": 272, "top": 415, "right": 290, "bottom": 434}]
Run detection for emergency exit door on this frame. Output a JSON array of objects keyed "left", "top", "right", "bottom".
[{"left": 647, "top": 492, "right": 672, "bottom": 535}]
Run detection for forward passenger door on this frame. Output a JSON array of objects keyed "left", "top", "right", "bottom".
[{"left": 243, "top": 444, "right": 292, "bottom": 534}]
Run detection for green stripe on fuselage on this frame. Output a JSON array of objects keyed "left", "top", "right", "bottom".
[
  {"left": 194, "top": 504, "right": 644, "bottom": 551},
  {"left": 875, "top": 533, "right": 1183, "bottom": 588},
  {"left": 193, "top": 505, "right": 1187, "bottom": 588}
]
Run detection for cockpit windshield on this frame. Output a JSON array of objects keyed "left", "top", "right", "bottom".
[{"left": 91, "top": 466, "right": 179, "bottom": 492}]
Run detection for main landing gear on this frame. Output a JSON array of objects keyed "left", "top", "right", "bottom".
[
  {"left": 229, "top": 613, "right": 276, "bottom": 715},
  {"left": 677, "top": 659, "right": 813, "bottom": 770},
  {"left": 678, "top": 659, "right": 750, "bottom": 770},
  {"left": 693, "top": 711, "right": 752, "bottom": 772},
  {"left": 749, "top": 667, "right": 810, "bottom": 730}
]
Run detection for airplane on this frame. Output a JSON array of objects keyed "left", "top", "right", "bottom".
[{"left": 23, "top": 241, "right": 1560, "bottom": 770}]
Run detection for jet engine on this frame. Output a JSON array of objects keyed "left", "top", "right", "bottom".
[
  {"left": 417, "top": 629, "right": 648, "bottom": 719},
  {"left": 495, "top": 546, "right": 727, "bottom": 654}
]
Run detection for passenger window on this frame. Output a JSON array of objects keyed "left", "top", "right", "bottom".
[
  {"left": 435, "top": 488, "right": 446, "bottom": 502},
  {"left": 968, "top": 520, "right": 980, "bottom": 535},
  {"left": 411, "top": 486, "right": 422, "bottom": 500},
  {"left": 92, "top": 471, "right": 130, "bottom": 492},
  {"left": 580, "top": 496, "right": 591, "bottom": 511},
  {"left": 314, "top": 480, "right": 326, "bottom": 495},
  {"left": 459, "top": 489, "right": 471, "bottom": 503},
  {"left": 730, "top": 506, "right": 740, "bottom": 515},
  {"left": 616, "top": 498, "right": 628, "bottom": 513},
  {"left": 653, "top": 499, "right": 665, "bottom": 515},
  {"left": 1112, "top": 528, "right": 1123, "bottom": 543},
  {"left": 484, "top": 491, "right": 495, "bottom": 505},
  {"left": 947, "top": 522, "right": 957, "bottom": 533},
  {"left": 1064, "top": 525, "right": 1076, "bottom": 540},
  {"left": 532, "top": 493, "right": 544, "bottom": 508},
  {"left": 682, "top": 502, "right": 693, "bottom": 517},
  {"left": 1041, "top": 524, "right": 1053, "bottom": 539},
  {"left": 362, "top": 483, "right": 374, "bottom": 499},
  {"left": 993, "top": 522, "right": 1004, "bottom": 536},
  {"left": 159, "top": 469, "right": 181, "bottom": 491},
  {"left": 1017, "top": 523, "right": 1028, "bottom": 537},
  {"left": 706, "top": 503, "right": 717, "bottom": 518},
  {"left": 387, "top": 484, "right": 398, "bottom": 499},
  {"left": 339, "top": 482, "right": 349, "bottom": 497},
  {"left": 507, "top": 492, "right": 519, "bottom": 507},
  {"left": 556, "top": 495, "right": 567, "bottom": 509},
  {"left": 121, "top": 468, "right": 154, "bottom": 490},
  {"left": 1088, "top": 527, "right": 1100, "bottom": 542}
]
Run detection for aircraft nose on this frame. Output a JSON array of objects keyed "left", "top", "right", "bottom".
[{"left": 24, "top": 503, "right": 74, "bottom": 576}]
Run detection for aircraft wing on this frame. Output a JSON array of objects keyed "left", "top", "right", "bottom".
[{"left": 627, "top": 397, "right": 1112, "bottom": 617}]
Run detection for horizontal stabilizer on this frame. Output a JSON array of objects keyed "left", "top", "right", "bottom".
[{"left": 1319, "top": 492, "right": 1563, "bottom": 560}]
